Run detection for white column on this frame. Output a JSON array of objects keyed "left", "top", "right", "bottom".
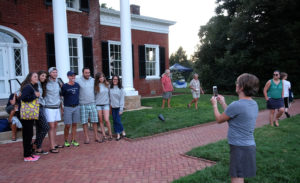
[
  {"left": 52, "top": 0, "right": 70, "bottom": 82},
  {"left": 120, "top": 0, "right": 138, "bottom": 96}
]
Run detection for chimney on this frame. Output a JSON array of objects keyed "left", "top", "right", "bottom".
[{"left": 130, "top": 4, "right": 140, "bottom": 15}]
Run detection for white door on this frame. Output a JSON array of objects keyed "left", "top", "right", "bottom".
[{"left": 0, "top": 47, "right": 9, "bottom": 98}]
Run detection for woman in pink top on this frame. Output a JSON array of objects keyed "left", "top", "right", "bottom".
[{"left": 161, "top": 69, "right": 174, "bottom": 108}]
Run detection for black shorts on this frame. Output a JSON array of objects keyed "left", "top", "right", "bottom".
[
  {"left": 284, "top": 97, "right": 289, "bottom": 108},
  {"left": 230, "top": 144, "right": 256, "bottom": 178}
]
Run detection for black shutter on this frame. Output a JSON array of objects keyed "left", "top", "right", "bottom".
[
  {"left": 45, "top": 33, "right": 56, "bottom": 68},
  {"left": 45, "top": 0, "right": 52, "bottom": 6},
  {"left": 132, "top": 45, "right": 134, "bottom": 78},
  {"left": 80, "top": 0, "right": 90, "bottom": 13},
  {"left": 82, "top": 37, "right": 94, "bottom": 76},
  {"left": 139, "top": 45, "right": 146, "bottom": 78},
  {"left": 101, "top": 42, "right": 109, "bottom": 79},
  {"left": 159, "top": 46, "right": 166, "bottom": 76}
]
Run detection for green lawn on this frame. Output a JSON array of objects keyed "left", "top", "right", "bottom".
[
  {"left": 122, "top": 94, "right": 266, "bottom": 139},
  {"left": 173, "top": 114, "right": 300, "bottom": 183}
]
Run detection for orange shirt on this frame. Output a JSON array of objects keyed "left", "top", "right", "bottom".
[{"left": 161, "top": 75, "right": 173, "bottom": 92}]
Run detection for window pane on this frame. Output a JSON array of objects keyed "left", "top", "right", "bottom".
[
  {"left": 109, "top": 43, "right": 122, "bottom": 77},
  {"left": 14, "top": 49, "right": 22, "bottom": 76}
]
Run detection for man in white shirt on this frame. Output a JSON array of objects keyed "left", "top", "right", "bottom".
[{"left": 281, "top": 72, "right": 291, "bottom": 118}]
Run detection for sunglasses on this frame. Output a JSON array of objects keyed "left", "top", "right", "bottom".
[{"left": 273, "top": 74, "right": 279, "bottom": 76}]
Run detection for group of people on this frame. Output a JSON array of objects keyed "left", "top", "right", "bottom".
[
  {"left": 13, "top": 67, "right": 126, "bottom": 162},
  {"left": 160, "top": 70, "right": 205, "bottom": 109}
]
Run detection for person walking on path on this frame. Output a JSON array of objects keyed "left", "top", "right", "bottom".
[
  {"left": 263, "top": 70, "right": 284, "bottom": 127},
  {"left": 44, "top": 67, "right": 63, "bottom": 153},
  {"left": 76, "top": 67, "right": 100, "bottom": 144},
  {"left": 281, "top": 72, "right": 291, "bottom": 118},
  {"left": 188, "top": 73, "right": 204, "bottom": 109},
  {"left": 161, "top": 69, "right": 173, "bottom": 109},
  {"left": 33, "top": 70, "right": 50, "bottom": 155},
  {"left": 110, "top": 75, "right": 126, "bottom": 141},
  {"left": 211, "top": 73, "right": 260, "bottom": 183},
  {"left": 19, "top": 72, "right": 41, "bottom": 162},
  {"left": 94, "top": 72, "right": 113, "bottom": 141},
  {"left": 61, "top": 71, "right": 80, "bottom": 147}
]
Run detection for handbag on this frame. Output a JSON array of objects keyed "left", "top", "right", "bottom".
[{"left": 20, "top": 85, "right": 40, "bottom": 120}]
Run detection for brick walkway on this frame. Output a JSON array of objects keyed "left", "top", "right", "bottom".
[{"left": 1, "top": 100, "right": 299, "bottom": 183}]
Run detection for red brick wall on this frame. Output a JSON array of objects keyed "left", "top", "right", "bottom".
[
  {"left": 0, "top": 0, "right": 101, "bottom": 73},
  {"left": 100, "top": 25, "right": 170, "bottom": 96}
]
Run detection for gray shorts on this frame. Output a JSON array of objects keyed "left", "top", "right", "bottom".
[
  {"left": 63, "top": 106, "right": 80, "bottom": 125},
  {"left": 230, "top": 144, "right": 256, "bottom": 178},
  {"left": 162, "top": 92, "right": 172, "bottom": 99}
]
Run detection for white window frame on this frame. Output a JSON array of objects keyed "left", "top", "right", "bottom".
[
  {"left": 145, "top": 44, "right": 160, "bottom": 79},
  {"left": 68, "top": 34, "right": 83, "bottom": 75},
  {"left": 108, "top": 40, "right": 122, "bottom": 79},
  {"left": 66, "top": 0, "right": 82, "bottom": 13}
]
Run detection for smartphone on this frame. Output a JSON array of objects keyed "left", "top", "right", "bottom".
[{"left": 213, "top": 86, "right": 218, "bottom": 97}]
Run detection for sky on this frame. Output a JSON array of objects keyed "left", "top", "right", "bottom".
[{"left": 99, "top": 0, "right": 217, "bottom": 59}]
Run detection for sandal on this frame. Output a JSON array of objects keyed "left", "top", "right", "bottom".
[
  {"left": 95, "top": 138, "right": 104, "bottom": 143},
  {"left": 49, "top": 149, "right": 59, "bottom": 153},
  {"left": 108, "top": 136, "right": 113, "bottom": 141},
  {"left": 55, "top": 145, "right": 64, "bottom": 148},
  {"left": 35, "top": 150, "right": 49, "bottom": 155}
]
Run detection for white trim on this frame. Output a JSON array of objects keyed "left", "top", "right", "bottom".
[
  {"left": 68, "top": 33, "right": 83, "bottom": 75},
  {"left": 145, "top": 44, "right": 160, "bottom": 79},
  {"left": 66, "top": 0, "right": 81, "bottom": 12},
  {"left": 100, "top": 8, "right": 176, "bottom": 34}
]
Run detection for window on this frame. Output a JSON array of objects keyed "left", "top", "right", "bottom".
[
  {"left": 14, "top": 49, "right": 22, "bottom": 76},
  {"left": 68, "top": 38, "right": 79, "bottom": 74},
  {"left": 66, "top": 0, "right": 79, "bottom": 10},
  {"left": 145, "top": 45, "right": 159, "bottom": 78},
  {"left": 46, "top": 33, "right": 84, "bottom": 75},
  {"left": 109, "top": 41, "right": 122, "bottom": 77},
  {"left": 66, "top": 0, "right": 74, "bottom": 8}
]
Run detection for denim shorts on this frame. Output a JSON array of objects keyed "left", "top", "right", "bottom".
[{"left": 96, "top": 104, "right": 110, "bottom": 111}]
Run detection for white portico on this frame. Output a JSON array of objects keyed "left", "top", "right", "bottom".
[
  {"left": 52, "top": 0, "right": 70, "bottom": 82},
  {"left": 120, "top": 0, "right": 139, "bottom": 97}
]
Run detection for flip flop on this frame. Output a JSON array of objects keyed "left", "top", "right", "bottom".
[
  {"left": 49, "top": 149, "right": 59, "bottom": 153},
  {"left": 55, "top": 145, "right": 64, "bottom": 148},
  {"left": 84, "top": 140, "right": 90, "bottom": 144}
]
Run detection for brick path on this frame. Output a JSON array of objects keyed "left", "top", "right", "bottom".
[{"left": 0, "top": 100, "right": 299, "bottom": 183}]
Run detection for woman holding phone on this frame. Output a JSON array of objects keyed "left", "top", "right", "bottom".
[{"left": 211, "top": 73, "right": 259, "bottom": 183}]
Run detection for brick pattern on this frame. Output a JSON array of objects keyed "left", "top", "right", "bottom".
[{"left": 0, "top": 100, "right": 299, "bottom": 182}]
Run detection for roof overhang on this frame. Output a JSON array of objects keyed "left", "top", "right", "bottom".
[{"left": 100, "top": 8, "right": 176, "bottom": 34}]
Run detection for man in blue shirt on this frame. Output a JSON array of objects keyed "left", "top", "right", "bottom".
[{"left": 61, "top": 71, "right": 80, "bottom": 147}]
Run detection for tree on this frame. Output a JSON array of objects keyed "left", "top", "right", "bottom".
[{"left": 193, "top": 0, "right": 300, "bottom": 94}]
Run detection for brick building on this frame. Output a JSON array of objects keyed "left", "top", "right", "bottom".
[{"left": 0, "top": 0, "right": 175, "bottom": 99}]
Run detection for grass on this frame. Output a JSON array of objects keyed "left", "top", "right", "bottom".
[
  {"left": 173, "top": 114, "right": 300, "bottom": 183},
  {"left": 121, "top": 94, "right": 266, "bottom": 139}
]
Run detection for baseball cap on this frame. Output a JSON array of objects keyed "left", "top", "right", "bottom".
[
  {"left": 48, "top": 67, "right": 57, "bottom": 74},
  {"left": 67, "top": 71, "right": 76, "bottom": 76}
]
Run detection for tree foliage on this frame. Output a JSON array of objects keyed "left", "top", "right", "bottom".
[{"left": 194, "top": 0, "right": 300, "bottom": 95}]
